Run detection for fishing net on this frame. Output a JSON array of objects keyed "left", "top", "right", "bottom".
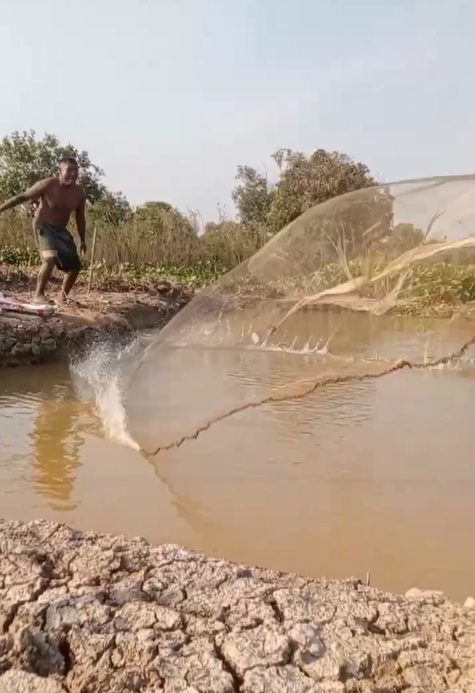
[{"left": 125, "top": 175, "right": 475, "bottom": 455}]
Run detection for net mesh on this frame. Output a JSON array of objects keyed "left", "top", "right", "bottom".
[{"left": 125, "top": 176, "right": 475, "bottom": 454}]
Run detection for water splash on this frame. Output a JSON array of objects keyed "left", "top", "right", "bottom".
[{"left": 70, "top": 338, "right": 141, "bottom": 451}]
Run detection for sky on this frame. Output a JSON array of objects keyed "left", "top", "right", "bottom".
[{"left": 1, "top": 0, "right": 475, "bottom": 221}]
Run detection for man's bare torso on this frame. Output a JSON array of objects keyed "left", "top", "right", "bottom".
[{"left": 34, "top": 177, "right": 85, "bottom": 229}]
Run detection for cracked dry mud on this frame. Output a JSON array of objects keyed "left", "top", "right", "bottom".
[{"left": 0, "top": 520, "right": 474, "bottom": 692}]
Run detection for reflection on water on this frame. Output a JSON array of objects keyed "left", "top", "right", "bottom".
[
  {"left": 33, "top": 391, "right": 83, "bottom": 511},
  {"left": 0, "top": 362, "right": 189, "bottom": 543},
  {"left": 0, "top": 314, "right": 475, "bottom": 601},
  {"left": 0, "top": 365, "right": 90, "bottom": 512}
]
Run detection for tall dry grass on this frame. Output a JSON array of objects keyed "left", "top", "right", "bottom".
[
  {"left": 2, "top": 210, "right": 475, "bottom": 317},
  {"left": 0, "top": 211, "right": 267, "bottom": 282}
]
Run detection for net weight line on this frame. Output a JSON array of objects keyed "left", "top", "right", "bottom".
[{"left": 142, "top": 334, "right": 475, "bottom": 457}]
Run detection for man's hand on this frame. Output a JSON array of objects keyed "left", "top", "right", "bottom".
[{"left": 80, "top": 241, "right": 87, "bottom": 256}]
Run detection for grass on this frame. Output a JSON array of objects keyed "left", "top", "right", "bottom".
[
  {"left": 0, "top": 213, "right": 245, "bottom": 290},
  {"left": 2, "top": 213, "right": 475, "bottom": 319}
]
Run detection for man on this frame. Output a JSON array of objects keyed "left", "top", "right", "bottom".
[{"left": 0, "top": 157, "right": 87, "bottom": 304}]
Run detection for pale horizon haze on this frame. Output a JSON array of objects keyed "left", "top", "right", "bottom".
[{"left": 1, "top": 0, "right": 474, "bottom": 221}]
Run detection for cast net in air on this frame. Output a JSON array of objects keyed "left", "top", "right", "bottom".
[{"left": 125, "top": 175, "right": 475, "bottom": 455}]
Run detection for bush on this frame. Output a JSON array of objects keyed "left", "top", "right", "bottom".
[
  {"left": 0, "top": 213, "right": 264, "bottom": 289},
  {"left": 2, "top": 211, "right": 475, "bottom": 312}
]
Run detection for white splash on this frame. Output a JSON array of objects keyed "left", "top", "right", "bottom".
[
  {"left": 70, "top": 339, "right": 141, "bottom": 451},
  {"left": 248, "top": 329, "right": 336, "bottom": 356}
]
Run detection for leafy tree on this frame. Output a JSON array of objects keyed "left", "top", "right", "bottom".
[
  {"left": 87, "top": 191, "right": 131, "bottom": 226},
  {"left": 133, "top": 201, "right": 190, "bottom": 227},
  {"left": 230, "top": 149, "right": 394, "bottom": 269},
  {"left": 131, "top": 201, "right": 199, "bottom": 265},
  {"left": 266, "top": 148, "right": 384, "bottom": 234},
  {"left": 224, "top": 148, "right": 394, "bottom": 279},
  {"left": 385, "top": 223, "right": 425, "bottom": 256},
  {"left": 0, "top": 130, "right": 106, "bottom": 204},
  {"left": 232, "top": 166, "right": 273, "bottom": 226},
  {"left": 135, "top": 201, "right": 174, "bottom": 215}
]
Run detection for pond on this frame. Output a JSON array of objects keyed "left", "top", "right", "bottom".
[{"left": 1, "top": 311, "right": 474, "bottom": 601}]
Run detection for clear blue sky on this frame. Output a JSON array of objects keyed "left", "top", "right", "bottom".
[{"left": 1, "top": 0, "right": 474, "bottom": 220}]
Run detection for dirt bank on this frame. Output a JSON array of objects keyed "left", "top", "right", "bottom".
[
  {"left": 0, "top": 519, "right": 473, "bottom": 693},
  {"left": 0, "top": 268, "right": 191, "bottom": 367}
]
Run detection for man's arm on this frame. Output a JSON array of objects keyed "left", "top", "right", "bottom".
[
  {"left": 0, "top": 178, "right": 54, "bottom": 214},
  {"left": 75, "top": 192, "right": 87, "bottom": 251}
]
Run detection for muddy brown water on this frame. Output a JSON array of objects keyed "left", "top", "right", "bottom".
[{"left": 1, "top": 311, "right": 475, "bottom": 601}]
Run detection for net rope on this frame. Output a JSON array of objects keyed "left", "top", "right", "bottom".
[{"left": 141, "top": 334, "right": 475, "bottom": 456}]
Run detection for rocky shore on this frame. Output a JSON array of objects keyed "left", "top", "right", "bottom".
[
  {"left": 0, "top": 519, "right": 474, "bottom": 692},
  {"left": 0, "top": 282, "right": 190, "bottom": 368}
]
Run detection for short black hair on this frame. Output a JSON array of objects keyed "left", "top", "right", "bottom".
[{"left": 60, "top": 156, "right": 78, "bottom": 167}]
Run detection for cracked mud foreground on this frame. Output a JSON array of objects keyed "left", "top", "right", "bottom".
[{"left": 0, "top": 520, "right": 474, "bottom": 693}]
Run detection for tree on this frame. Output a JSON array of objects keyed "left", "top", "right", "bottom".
[
  {"left": 385, "top": 223, "right": 425, "bottom": 256},
  {"left": 135, "top": 201, "right": 174, "bottom": 215},
  {"left": 131, "top": 202, "right": 199, "bottom": 265},
  {"left": 230, "top": 149, "right": 394, "bottom": 264},
  {"left": 133, "top": 201, "right": 190, "bottom": 227},
  {"left": 232, "top": 166, "right": 273, "bottom": 226},
  {"left": 0, "top": 130, "right": 107, "bottom": 204},
  {"left": 266, "top": 148, "right": 384, "bottom": 235},
  {"left": 87, "top": 191, "right": 131, "bottom": 226}
]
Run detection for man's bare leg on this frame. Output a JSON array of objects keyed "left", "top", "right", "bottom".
[
  {"left": 58, "top": 271, "right": 79, "bottom": 304},
  {"left": 34, "top": 259, "right": 55, "bottom": 302}
]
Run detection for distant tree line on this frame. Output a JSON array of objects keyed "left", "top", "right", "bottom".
[{"left": 0, "top": 130, "right": 423, "bottom": 270}]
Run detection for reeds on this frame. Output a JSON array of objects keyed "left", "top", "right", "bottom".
[{"left": 0, "top": 212, "right": 265, "bottom": 286}]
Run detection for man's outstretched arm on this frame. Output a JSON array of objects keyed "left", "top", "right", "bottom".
[{"left": 0, "top": 178, "right": 54, "bottom": 214}]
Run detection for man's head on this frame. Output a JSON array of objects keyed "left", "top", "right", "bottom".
[{"left": 59, "top": 157, "right": 79, "bottom": 186}]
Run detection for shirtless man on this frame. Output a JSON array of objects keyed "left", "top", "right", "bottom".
[{"left": 0, "top": 157, "right": 87, "bottom": 304}]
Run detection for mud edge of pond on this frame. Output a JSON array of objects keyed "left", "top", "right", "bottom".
[
  {"left": 0, "top": 288, "right": 191, "bottom": 368},
  {"left": 0, "top": 519, "right": 474, "bottom": 693}
]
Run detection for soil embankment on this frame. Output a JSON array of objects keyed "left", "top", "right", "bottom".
[
  {"left": 0, "top": 519, "right": 474, "bottom": 692},
  {"left": 0, "top": 267, "right": 191, "bottom": 367}
]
